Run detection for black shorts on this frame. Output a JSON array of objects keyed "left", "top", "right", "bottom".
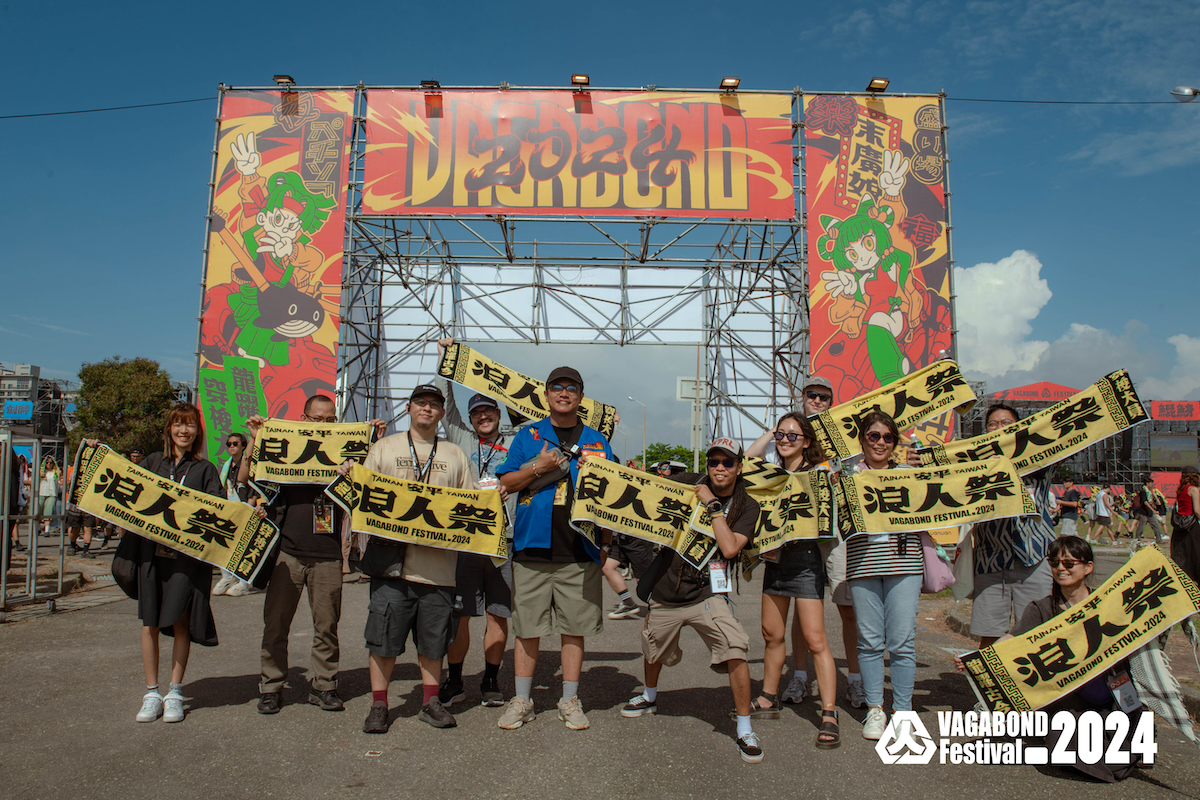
[
  {"left": 65, "top": 507, "right": 96, "bottom": 529},
  {"left": 364, "top": 578, "right": 455, "bottom": 660},
  {"left": 455, "top": 553, "right": 513, "bottom": 618},
  {"left": 609, "top": 535, "right": 656, "bottom": 579},
  {"left": 762, "top": 541, "right": 826, "bottom": 600}
]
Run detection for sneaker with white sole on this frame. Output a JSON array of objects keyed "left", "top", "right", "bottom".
[
  {"left": 497, "top": 696, "right": 535, "bottom": 729},
  {"left": 136, "top": 691, "right": 163, "bottom": 723},
  {"left": 556, "top": 695, "right": 590, "bottom": 730},
  {"left": 225, "top": 582, "right": 254, "bottom": 597},
  {"left": 621, "top": 694, "right": 657, "bottom": 717},
  {"left": 846, "top": 681, "right": 866, "bottom": 709},
  {"left": 607, "top": 599, "right": 640, "bottom": 620},
  {"left": 781, "top": 674, "right": 808, "bottom": 704},
  {"left": 862, "top": 707, "right": 887, "bottom": 740},
  {"left": 162, "top": 690, "right": 186, "bottom": 723},
  {"left": 737, "top": 731, "right": 764, "bottom": 763},
  {"left": 211, "top": 576, "right": 235, "bottom": 596}
]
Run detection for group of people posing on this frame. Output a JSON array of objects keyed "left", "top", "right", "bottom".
[{"left": 111, "top": 342, "right": 1197, "bottom": 769}]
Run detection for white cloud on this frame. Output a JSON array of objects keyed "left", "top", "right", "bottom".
[
  {"left": 1073, "top": 114, "right": 1200, "bottom": 176},
  {"left": 1140, "top": 334, "right": 1200, "bottom": 399},
  {"left": 954, "top": 250, "right": 1052, "bottom": 378}
]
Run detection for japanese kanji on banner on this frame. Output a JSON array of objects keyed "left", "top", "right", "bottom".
[
  {"left": 961, "top": 546, "right": 1200, "bottom": 713},
  {"left": 70, "top": 443, "right": 279, "bottom": 583},
  {"left": 326, "top": 463, "right": 507, "bottom": 560},
  {"left": 571, "top": 457, "right": 703, "bottom": 552},
  {"left": 915, "top": 370, "right": 1149, "bottom": 476},
  {"left": 437, "top": 343, "right": 617, "bottom": 438},
  {"left": 248, "top": 419, "right": 375, "bottom": 492},
  {"left": 741, "top": 470, "right": 836, "bottom": 558},
  {"left": 809, "top": 359, "right": 977, "bottom": 462},
  {"left": 197, "top": 355, "right": 267, "bottom": 461},
  {"left": 835, "top": 458, "right": 1036, "bottom": 540}
]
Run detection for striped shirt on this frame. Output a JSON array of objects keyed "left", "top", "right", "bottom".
[
  {"left": 971, "top": 468, "right": 1056, "bottom": 573},
  {"left": 845, "top": 461, "right": 924, "bottom": 579}
]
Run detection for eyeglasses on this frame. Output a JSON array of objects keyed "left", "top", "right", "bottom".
[
  {"left": 865, "top": 431, "right": 897, "bottom": 445},
  {"left": 708, "top": 457, "right": 737, "bottom": 469},
  {"left": 986, "top": 419, "right": 1017, "bottom": 431},
  {"left": 774, "top": 431, "right": 806, "bottom": 443},
  {"left": 1047, "top": 558, "right": 1086, "bottom": 569},
  {"left": 302, "top": 413, "right": 338, "bottom": 423},
  {"left": 226, "top": 440, "right": 242, "bottom": 447},
  {"left": 805, "top": 391, "right": 833, "bottom": 403},
  {"left": 549, "top": 383, "right": 580, "bottom": 395}
]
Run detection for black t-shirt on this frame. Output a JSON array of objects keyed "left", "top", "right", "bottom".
[
  {"left": 1060, "top": 489, "right": 1081, "bottom": 520},
  {"left": 273, "top": 484, "right": 341, "bottom": 560},
  {"left": 515, "top": 424, "right": 591, "bottom": 564},
  {"left": 651, "top": 475, "right": 760, "bottom": 606}
]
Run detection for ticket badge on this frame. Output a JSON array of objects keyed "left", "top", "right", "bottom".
[
  {"left": 553, "top": 478, "right": 569, "bottom": 506},
  {"left": 708, "top": 559, "right": 731, "bottom": 593},
  {"left": 155, "top": 543, "right": 179, "bottom": 559},
  {"left": 314, "top": 496, "right": 334, "bottom": 535},
  {"left": 478, "top": 477, "right": 499, "bottom": 491},
  {"left": 1107, "top": 670, "right": 1140, "bottom": 713}
]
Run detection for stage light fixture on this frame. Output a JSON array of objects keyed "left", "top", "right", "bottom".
[
  {"left": 571, "top": 74, "right": 590, "bottom": 87},
  {"left": 866, "top": 77, "right": 890, "bottom": 93},
  {"left": 421, "top": 80, "right": 441, "bottom": 90},
  {"left": 1171, "top": 86, "right": 1198, "bottom": 103},
  {"left": 720, "top": 76, "right": 740, "bottom": 92},
  {"left": 273, "top": 75, "right": 296, "bottom": 87}
]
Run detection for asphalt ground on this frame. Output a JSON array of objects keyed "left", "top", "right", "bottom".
[{"left": 2, "top": 550, "right": 1199, "bottom": 800}]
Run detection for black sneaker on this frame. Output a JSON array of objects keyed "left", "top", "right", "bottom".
[
  {"left": 480, "top": 678, "right": 504, "bottom": 707},
  {"left": 607, "top": 599, "right": 640, "bottom": 620},
  {"left": 621, "top": 694, "right": 658, "bottom": 718},
  {"left": 307, "top": 689, "right": 344, "bottom": 711},
  {"left": 363, "top": 702, "right": 390, "bottom": 733},
  {"left": 418, "top": 697, "right": 457, "bottom": 728},
  {"left": 438, "top": 677, "right": 465, "bottom": 705},
  {"left": 737, "top": 732, "right": 764, "bottom": 763},
  {"left": 257, "top": 692, "right": 283, "bottom": 715}
]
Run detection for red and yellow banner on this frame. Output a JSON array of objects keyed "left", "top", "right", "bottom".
[
  {"left": 199, "top": 90, "right": 353, "bottom": 428},
  {"left": 362, "top": 90, "right": 794, "bottom": 219},
  {"left": 803, "top": 95, "right": 951, "bottom": 402},
  {"left": 1151, "top": 401, "right": 1200, "bottom": 421}
]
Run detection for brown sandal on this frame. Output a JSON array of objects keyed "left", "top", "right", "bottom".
[{"left": 816, "top": 708, "right": 840, "bottom": 749}]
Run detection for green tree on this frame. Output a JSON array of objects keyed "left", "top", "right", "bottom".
[
  {"left": 71, "top": 356, "right": 175, "bottom": 456},
  {"left": 630, "top": 442, "right": 700, "bottom": 471}
]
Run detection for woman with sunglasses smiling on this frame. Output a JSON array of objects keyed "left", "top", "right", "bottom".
[
  {"left": 844, "top": 409, "right": 925, "bottom": 740},
  {"left": 747, "top": 412, "right": 841, "bottom": 747}
]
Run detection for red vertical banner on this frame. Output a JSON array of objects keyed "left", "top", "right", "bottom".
[
  {"left": 198, "top": 90, "right": 353, "bottom": 423},
  {"left": 802, "top": 95, "right": 952, "bottom": 404}
]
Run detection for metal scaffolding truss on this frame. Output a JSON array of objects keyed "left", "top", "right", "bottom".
[{"left": 337, "top": 90, "right": 809, "bottom": 443}]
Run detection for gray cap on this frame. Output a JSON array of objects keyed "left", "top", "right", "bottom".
[{"left": 802, "top": 375, "right": 833, "bottom": 393}]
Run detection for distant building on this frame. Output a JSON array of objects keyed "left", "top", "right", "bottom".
[{"left": 0, "top": 363, "right": 75, "bottom": 438}]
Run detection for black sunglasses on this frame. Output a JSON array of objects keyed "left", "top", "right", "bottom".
[
  {"left": 805, "top": 391, "right": 833, "bottom": 403},
  {"left": 226, "top": 440, "right": 242, "bottom": 447},
  {"left": 773, "top": 431, "right": 806, "bottom": 443},
  {"left": 708, "top": 457, "right": 737, "bottom": 469},
  {"left": 1048, "top": 558, "right": 1086, "bottom": 569},
  {"left": 865, "top": 431, "right": 897, "bottom": 445}
]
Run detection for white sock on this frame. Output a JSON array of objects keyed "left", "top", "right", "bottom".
[
  {"left": 643, "top": 686, "right": 658, "bottom": 702},
  {"left": 848, "top": 672, "right": 862, "bottom": 685},
  {"left": 795, "top": 669, "right": 808, "bottom": 683},
  {"left": 736, "top": 714, "right": 753, "bottom": 738},
  {"left": 514, "top": 676, "right": 533, "bottom": 700},
  {"left": 562, "top": 680, "right": 579, "bottom": 701}
]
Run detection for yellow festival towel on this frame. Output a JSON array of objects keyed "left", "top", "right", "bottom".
[
  {"left": 810, "top": 360, "right": 977, "bottom": 462},
  {"left": 248, "top": 419, "right": 375, "bottom": 491},
  {"left": 962, "top": 546, "right": 1200, "bottom": 713},
  {"left": 915, "top": 370, "right": 1148, "bottom": 476},
  {"left": 835, "top": 458, "right": 1037, "bottom": 539},
  {"left": 70, "top": 443, "right": 280, "bottom": 583},
  {"left": 325, "top": 464, "right": 507, "bottom": 560},
  {"left": 437, "top": 342, "right": 617, "bottom": 439}
]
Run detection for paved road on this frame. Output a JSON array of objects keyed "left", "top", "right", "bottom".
[{"left": 1, "top": 567, "right": 1198, "bottom": 800}]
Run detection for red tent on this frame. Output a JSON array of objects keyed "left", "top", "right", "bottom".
[{"left": 989, "top": 382, "right": 1079, "bottom": 403}]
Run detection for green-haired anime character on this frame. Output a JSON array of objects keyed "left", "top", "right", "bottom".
[{"left": 817, "top": 152, "right": 926, "bottom": 386}]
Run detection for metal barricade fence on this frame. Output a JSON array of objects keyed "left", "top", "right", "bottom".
[{"left": 2, "top": 429, "right": 70, "bottom": 616}]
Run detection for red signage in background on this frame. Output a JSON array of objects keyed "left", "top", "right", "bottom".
[
  {"left": 989, "top": 382, "right": 1078, "bottom": 403},
  {"left": 1150, "top": 401, "right": 1200, "bottom": 421},
  {"left": 1152, "top": 472, "right": 1182, "bottom": 502},
  {"left": 361, "top": 90, "right": 795, "bottom": 219}
]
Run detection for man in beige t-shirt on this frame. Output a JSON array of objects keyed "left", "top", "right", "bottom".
[{"left": 357, "top": 383, "right": 479, "bottom": 733}]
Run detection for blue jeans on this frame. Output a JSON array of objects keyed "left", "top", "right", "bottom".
[{"left": 850, "top": 573, "right": 921, "bottom": 711}]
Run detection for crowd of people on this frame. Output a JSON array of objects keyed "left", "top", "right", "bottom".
[{"left": 28, "top": 347, "right": 1198, "bottom": 774}]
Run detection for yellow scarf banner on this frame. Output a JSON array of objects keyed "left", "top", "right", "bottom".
[
  {"left": 438, "top": 343, "right": 617, "bottom": 439},
  {"left": 810, "top": 360, "right": 977, "bottom": 462},
  {"left": 962, "top": 546, "right": 1200, "bottom": 713},
  {"left": 573, "top": 457, "right": 700, "bottom": 549},
  {"left": 70, "top": 443, "right": 280, "bottom": 583},
  {"left": 835, "top": 458, "right": 1037, "bottom": 539},
  {"left": 326, "top": 463, "right": 507, "bottom": 560},
  {"left": 248, "top": 419, "right": 375, "bottom": 491},
  {"left": 743, "top": 470, "right": 836, "bottom": 558},
  {"left": 915, "top": 370, "right": 1148, "bottom": 476}
]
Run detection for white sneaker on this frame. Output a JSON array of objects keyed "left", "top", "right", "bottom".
[
  {"left": 163, "top": 690, "right": 185, "bottom": 723},
  {"left": 225, "top": 582, "right": 253, "bottom": 597},
  {"left": 136, "top": 691, "right": 163, "bottom": 722},
  {"left": 212, "top": 576, "right": 234, "bottom": 596},
  {"left": 862, "top": 707, "right": 887, "bottom": 740},
  {"left": 846, "top": 681, "right": 866, "bottom": 709},
  {"left": 781, "top": 674, "right": 808, "bottom": 704}
]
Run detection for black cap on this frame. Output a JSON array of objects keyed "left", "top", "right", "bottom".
[
  {"left": 409, "top": 383, "right": 445, "bottom": 404},
  {"left": 546, "top": 366, "right": 584, "bottom": 392}
]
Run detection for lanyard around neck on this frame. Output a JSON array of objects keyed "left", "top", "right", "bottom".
[{"left": 408, "top": 431, "right": 437, "bottom": 483}]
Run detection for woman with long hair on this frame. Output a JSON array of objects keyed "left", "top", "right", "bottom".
[
  {"left": 38, "top": 456, "right": 60, "bottom": 534},
  {"left": 845, "top": 409, "right": 924, "bottom": 740},
  {"left": 1171, "top": 467, "right": 1200, "bottom": 586}
]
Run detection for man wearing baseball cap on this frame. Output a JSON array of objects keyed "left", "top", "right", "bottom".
[
  {"left": 621, "top": 437, "right": 764, "bottom": 762},
  {"left": 435, "top": 338, "right": 519, "bottom": 708},
  {"left": 494, "top": 364, "right": 614, "bottom": 731}
]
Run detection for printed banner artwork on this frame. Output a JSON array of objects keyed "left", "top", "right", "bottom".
[
  {"left": 962, "top": 546, "right": 1200, "bottom": 713},
  {"left": 742, "top": 470, "right": 836, "bottom": 558},
  {"left": 809, "top": 360, "right": 977, "bottom": 462},
  {"left": 437, "top": 343, "right": 617, "bottom": 438},
  {"left": 1151, "top": 400, "right": 1200, "bottom": 421},
  {"left": 915, "top": 370, "right": 1149, "bottom": 476},
  {"left": 1151, "top": 472, "right": 1181, "bottom": 503},
  {"left": 362, "top": 90, "right": 795, "bottom": 219},
  {"left": 326, "top": 464, "right": 507, "bottom": 560},
  {"left": 803, "top": 94, "right": 952, "bottom": 401},
  {"left": 198, "top": 90, "right": 353, "bottom": 421},
  {"left": 835, "top": 458, "right": 1036, "bottom": 540},
  {"left": 991, "top": 382, "right": 1079, "bottom": 404},
  {"left": 248, "top": 419, "right": 375, "bottom": 490},
  {"left": 198, "top": 355, "right": 268, "bottom": 461},
  {"left": 572, "top": 457, "right": 698, "bottom": 550},
  {"left": 69, "top": 443, "right": 279, "bottom": 583}
]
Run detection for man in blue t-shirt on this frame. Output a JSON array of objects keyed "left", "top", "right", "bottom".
[{"left": 494, "top": 366, "right": 613, "bottom": 732}]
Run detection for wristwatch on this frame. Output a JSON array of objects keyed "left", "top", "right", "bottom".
[{"left": 706, "top": 499, "right": 724, "bottom": 515}]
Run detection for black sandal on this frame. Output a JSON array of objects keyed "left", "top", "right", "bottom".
[
  {"left": 730, "top": 692, "right": 780, "bottom": 719},
  {"left": 816, "top": 708, "right": 840, "bottom": 749}
]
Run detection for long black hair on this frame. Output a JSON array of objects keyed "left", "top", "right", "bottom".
[
  {"left": 1047, "top": 536, "right": 1094, "bottom": 613},
  {"left": 774, "top": 411, "right": 827, "bottom": 469}
]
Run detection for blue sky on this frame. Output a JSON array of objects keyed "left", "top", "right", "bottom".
[{"left": 2, "top": 0, "right": 1199, "bottom": 445}]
